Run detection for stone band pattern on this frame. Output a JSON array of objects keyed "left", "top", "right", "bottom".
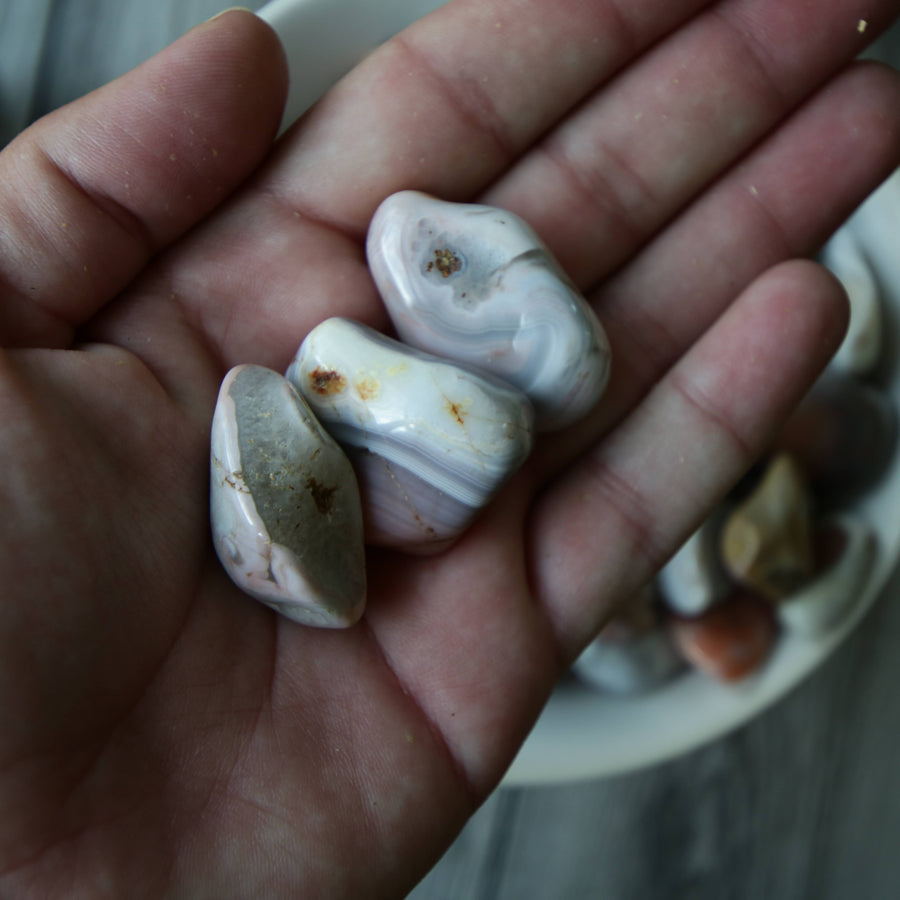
[{"left": 210, "top": 192, "right": 612, "bottom": 626}]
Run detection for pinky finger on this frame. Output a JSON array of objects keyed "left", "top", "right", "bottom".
[{"left": 529, "top": 259, "right": 848, "bottom": 660}]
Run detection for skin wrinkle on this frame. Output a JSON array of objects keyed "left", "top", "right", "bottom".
[
  {"left": 0, "top": 381, "right": 210, "bottom": 867},
  {"left": 36, "top": 142, "right": 163, "bottom": 258},
  {"left": 0, "top": 14, "right": 286, "bottom": 353},
  {"left": 600, "top": 292, "right": 685, "bottom": 398},
  {"left": 46, "top": 108, "right": 198, "bottom": 239},
  {"left": 268, "top": 0, "right": 718, "bottom": 231},
  {"left": 0, "top": 801, "right": 148, "bottom": 890},
  {"left": 159, "top": 184, "right": 383, "bottom": 372},
  {"left": 708, "top": 7, "right": 794, "bottom": 110},
  {"left": 667, "top": 364, "right": 755, "bottom": 462},
  {"left": 0, "top": 717, "right": 167, "bottom": 885},
  {"left": 390, "top": 30, "right": 520, "bottom": 169},
  {"left": 578, "top": 446, "right": 669, "bottom": 575},
  {"left": 361, "top": 502, "right": 556, "bottom": 793},
  {"left": 359, "top": 615, "right": 482, "bottom": 813},
  {"left": 734, "top": 169, "right": 795, "bottom": 262},
  {"left": 254, "top": 181, "right": 369, "bottom": 245},
  {"left": 161, "top": 592, "right": 281, "bottom": 885},
  {"left": 537, "top": 136, "right": 654, "bottom": 263},
  {"left": 358, "top": 601, "right": 484, "bottom": 809},
  {"left": 216, "top": 613, "right": 475, "bottom": 898}
]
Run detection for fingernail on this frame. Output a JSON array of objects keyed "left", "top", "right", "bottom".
[{"left": 206, "top": 7, "right": 254, "bottom": 23}]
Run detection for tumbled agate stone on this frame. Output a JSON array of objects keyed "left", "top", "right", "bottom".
[
  {"left": 573, "top": 585, "right": 684, "bottom": 694},
  {"left": 286, "top": 317, "right": 534, "bottom": 552},
  {"left": 657, "top": 510, "right": 732, "bottom": 617},
  {"left": 210, "top": 365, "right": 366, "bottom": 627},
  {"left": 720, "top": 454, "right": 814, "bottom": 601},
  {"left": 573, "top": 630, "right": 684, "bottom": 694},
  {"left": 668, "top": 591, "right": 776, "bottom": 683},
  {"left": 366, "top": 190, "right": 611, "bottom": 431}
]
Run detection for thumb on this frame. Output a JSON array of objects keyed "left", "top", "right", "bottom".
[{"left": 0, "top": 9, "right": 287, "bottom": 348}]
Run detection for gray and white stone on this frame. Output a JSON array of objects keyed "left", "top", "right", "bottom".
[
  {"left": 657, "top": 510, "right": 732, "bottom": 617},
  {"left": 573, "top": 585, "right": 684, "bottom": 693},
  {"left": 573, "top": 629, "right": 685, "bottom": 694},
  {"left": 210, "top": 364, "right": 366, "bottom": 627}
]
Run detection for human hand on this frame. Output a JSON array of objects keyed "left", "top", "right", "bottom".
[{"left": 2, "top": 3, "right": 899, "bottom": 896}]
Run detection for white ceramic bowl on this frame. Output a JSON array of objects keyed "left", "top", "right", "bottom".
[{"left": 257, "top": 0, "right": 900, "bottom": 784}]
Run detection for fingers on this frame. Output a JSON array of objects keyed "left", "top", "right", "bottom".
[
  {"left": 484, "top": 0, "right": 897, "bottom": 285},
  {"left": 160, "top": 0, "right": 900, "bottom": 376},
  {"left": 0, "top": 10, "right": 287, "bottom": 349},
  {"left": 534, "top": 61, "right": 900, "bottom": 477},
  {"left": 529, "top": 259, "right": 849, "bottom": 659},
  {"left": 267, "top": 0, "right": 716, "bottom": 229},
  {"left": 167, "top": 0, "right": 714, "bottom": 368},
  {"left": 273, "top": 0, "right": 892, "bottom": 252}
]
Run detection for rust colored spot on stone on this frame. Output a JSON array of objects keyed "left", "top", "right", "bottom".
[
  {"left": 432, "top": 248, "right": 461, "bottom": 278},
  {"left": 447, "top": 400, "right": 466, "bottom": 425},
  {"left": 355, "top": 377, "right": 380, "bottom": 401},
  {"left": 305, "top": 476, "right": 337, "bottom": 515},
  {"left": 309, "top": 368, "right": 346, "bottom": 395}
]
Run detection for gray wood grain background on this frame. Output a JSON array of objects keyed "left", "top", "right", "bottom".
[{"left": 4, "top": 1, "right": 900, "bottom": 897}]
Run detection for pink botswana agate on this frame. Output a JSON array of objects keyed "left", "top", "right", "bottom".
[{"left": 366, "top": 190, "right": 611, "bottom": 431}]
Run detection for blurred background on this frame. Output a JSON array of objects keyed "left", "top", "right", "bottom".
[{"left": 3, "top": 1, "right": 900, "bottom": 896}]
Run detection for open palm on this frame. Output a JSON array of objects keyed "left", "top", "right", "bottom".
[{"left": 2, "top": 3, "right": 899, "bottom": 896}]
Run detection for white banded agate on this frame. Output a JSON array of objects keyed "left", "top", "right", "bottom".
[
  {"left": 210, "top": 365, "right": 366, "bottom": 627},
  {"left": 366, "top": 190, "right": 611, "bottom": 431},
  {"left": 286, "top": 317, "right": 534, "bottom": 552}
]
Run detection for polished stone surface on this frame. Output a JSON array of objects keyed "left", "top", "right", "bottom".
[
  {"left": 286, "top": 317, "right": 533, "bottom": 551},
  {"left": 210, "top": 365, "right": 366, "bottom": 626},
  {"left": 658, "top": 510, "right": 733, "bottom": 617},
  {"left": 367, "top": 190, "right": 611, "bottom": 431},
  {"left": 720, "top": 455, "right": 815, "bottom": 601}
]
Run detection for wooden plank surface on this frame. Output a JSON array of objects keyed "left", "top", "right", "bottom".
[{"left": 4, "top": 2, "right": 900, "bottom": 897}]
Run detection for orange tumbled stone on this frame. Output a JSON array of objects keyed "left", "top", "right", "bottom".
[{"left": 669, "top": 591, "right": 776, "bottom": 682}]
